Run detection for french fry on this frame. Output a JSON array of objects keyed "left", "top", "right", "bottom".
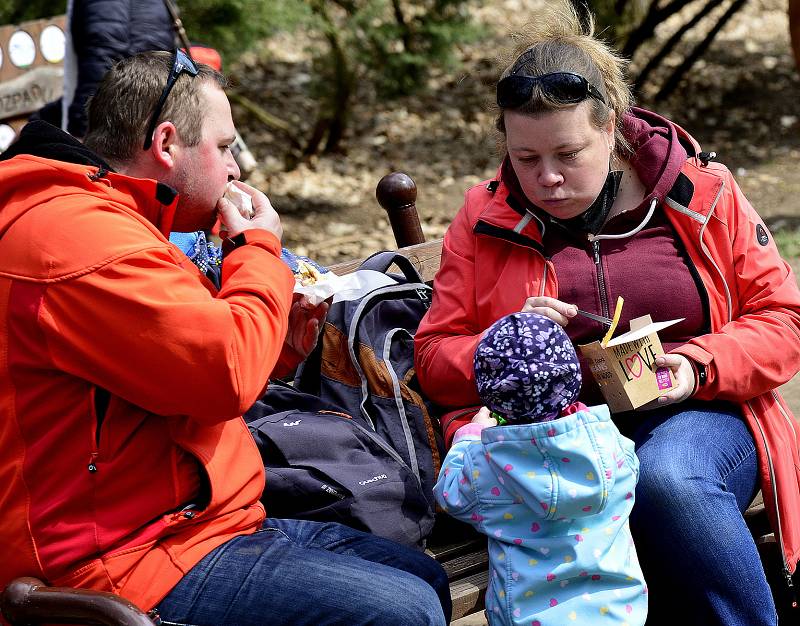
[{"left": 601, "top": 296, "right": 624, "bottom": 348}]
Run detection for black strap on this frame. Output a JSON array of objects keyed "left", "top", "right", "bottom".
[{"left": 359, "top": 251, "right": 424, "bottom": 283}]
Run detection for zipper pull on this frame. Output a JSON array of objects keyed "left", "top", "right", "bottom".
[
  {"left": 783, "top": 567, "right": 798, "bottom": 609},
  {"left": 592, "top": 239, "right": 601, "bottom": 265}
]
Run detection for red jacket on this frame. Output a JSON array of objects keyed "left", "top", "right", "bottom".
[
  {"left": 415, "top": 139, "right": 800, "bottom": 575},
  {"left": 0, "top": 150, "right": 294, "bottom": 610}
]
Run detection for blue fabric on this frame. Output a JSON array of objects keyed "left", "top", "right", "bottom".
[
  {"left": 169, "top": 231, "right": 223, "bottom": 275},
  {"left": 475, "top": 313, "right": 581, "bottom": 423},
  {"left": 156, "top": 518, "right": 450, "bottom": 626},
  {"left": 245, "top": 383, "right": 435, "bottom": 548},
  {"left": 435, "top": 406, "right": 647, "bottom": 626},
  {"left": 170, "top": 233, "right": 329, "bottom": 279},
  {"left": 280, "top": 247, "right": 329, "bottom": 276},
  {"left": 617, "top": 401, "right": 775, "bottom": 626}
]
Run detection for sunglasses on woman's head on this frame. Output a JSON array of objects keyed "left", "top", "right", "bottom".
[
  {"left": 143, "top": 48, "right": 199, "bottom": 150},
  {"left": 496, "top": 71, "right": 606, "bottom": 109}
]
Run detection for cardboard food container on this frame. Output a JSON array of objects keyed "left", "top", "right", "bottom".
[{"left": 578, "top": 315, "right": 684, "bottom": 413}]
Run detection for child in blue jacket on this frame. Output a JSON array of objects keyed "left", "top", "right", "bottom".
[{"left": 434, "top": 312, "right": 647, "bottom": 626}]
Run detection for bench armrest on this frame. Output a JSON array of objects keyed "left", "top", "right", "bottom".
[{"left": 1, "top": 577, "right": 154, "bottom": 626}]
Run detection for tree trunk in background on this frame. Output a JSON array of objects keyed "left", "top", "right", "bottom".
[{"left": 790, "top": 0, "right": 800, "bottom": 73}]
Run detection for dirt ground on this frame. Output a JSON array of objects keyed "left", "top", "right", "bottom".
[{"left": 228, "top": 0, "right": 800, "bottom": 410}]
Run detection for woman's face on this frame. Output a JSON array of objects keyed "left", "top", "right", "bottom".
[{"left": 505, "top": 103, "right": 615, "bottom": 220}]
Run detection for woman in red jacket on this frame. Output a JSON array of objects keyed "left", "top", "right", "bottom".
[{"left": 415, "top": 4, "right": 800, "bottom": 625}]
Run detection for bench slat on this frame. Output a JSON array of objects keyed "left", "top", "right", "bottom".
[{"left": 449, "top": 570, "right": 489, "bottom": 621}]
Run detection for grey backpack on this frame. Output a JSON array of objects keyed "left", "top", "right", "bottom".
[{"left": 295, "top": 251, "right": 444, "bottom": 516}]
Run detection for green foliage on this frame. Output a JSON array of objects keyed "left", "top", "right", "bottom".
[
  {"left": 0, "top": 0, "right": 67, "bottom": 24},
  {"left": 340, "top": 0, "right": 479, "bottom": 97},
  {"left": 295, "top": 0, "right": 479, "bottom": 154},
  {"left": 181, "top": 0, "right": 310, "bottom": 62},
  {"left": 0, "top": 0, "right": 304, "bottom": 64},
  {"left": 578, "top": 0, "right": 647, "bottom": 45},
  {"left": 775, "top": 228, "right": 800, "bottom": 261}
]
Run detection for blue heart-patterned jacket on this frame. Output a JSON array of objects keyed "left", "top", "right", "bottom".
[{"left": 434, "top": 405, "right": 648, "bottom": 625}]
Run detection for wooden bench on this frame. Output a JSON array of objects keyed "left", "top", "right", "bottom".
[{"left": 0, "top": 173, "right": 792, "bottom": 625}]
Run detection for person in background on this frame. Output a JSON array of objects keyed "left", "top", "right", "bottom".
[
  {"left": 414, "top": 2, "right": 800, "bottom": 624},
  {"left": 435, "top": 312, "right": 647, "bottom": 626},
  {"left": 36, "top": 0, "right": 175, "bottom": 138},
  {"left": 0, "top": 50, "right": 450, "bottom": 625}
]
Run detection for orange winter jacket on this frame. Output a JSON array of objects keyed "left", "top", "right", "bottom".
[
  {"left": 415, "top": 156, "right": 800, "bottom": 577},
  {"left": 0, "top": 150, "right": 294, "bottom": 611}
]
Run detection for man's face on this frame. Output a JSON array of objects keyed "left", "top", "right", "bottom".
[{"left": 170, "top": 82, "right": 240, "bottom": 232}]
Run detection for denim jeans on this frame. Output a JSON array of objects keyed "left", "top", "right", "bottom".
[
  {"left": 616, "top": 401, "right": 775, "bottom": 626},
  {"left": 156, "top": 518, "right": 450, "bottom": 626}
]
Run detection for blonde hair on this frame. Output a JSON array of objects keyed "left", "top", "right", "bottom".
[{"left": 494, "top": 2, "right": 633, "bottom": 158}]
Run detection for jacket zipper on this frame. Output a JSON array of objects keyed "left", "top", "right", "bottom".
[
  {"left": 749, "top": 401, "right": 797, "bottom": 608},
  {"left": 591, "top": 239, "right": 610, "bottom": 319}
]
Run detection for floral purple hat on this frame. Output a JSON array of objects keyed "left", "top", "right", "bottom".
[{"left": 474, "top": 312, "right": 581, "bottom": 424}]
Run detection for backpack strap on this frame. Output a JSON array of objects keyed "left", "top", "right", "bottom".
[{"left": 359, "top": 251, "right": 424, "bottom": 283}]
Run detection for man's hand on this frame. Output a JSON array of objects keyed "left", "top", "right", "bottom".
[
  {"left": 285, "top": 294, "right": 329, "bottom": 361},
  {"left": 270, "top": 294, "right": 329, "bottom": 380},
  {"left": 652, "top": 353, "right": 695, "bottom": 407},
  {"left": 217, "top": 180, "right": 282, "bottom": 240},
  {"left": 520, "top": 296, "right": 578, "bottom": 327}
]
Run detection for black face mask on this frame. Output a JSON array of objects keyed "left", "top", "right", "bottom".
[{"left": 545, "top": 168, "right": 623, "bottom": 235}]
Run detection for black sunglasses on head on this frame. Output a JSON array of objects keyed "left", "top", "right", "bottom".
[
  {"left": 496, "top": 71, "right": 606, "bottom": 109},
  {"left": 143, "top": 48, "right": 199, "bottom": 150}
]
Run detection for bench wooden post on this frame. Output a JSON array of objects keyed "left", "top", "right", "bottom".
[{"left": 376, "top": 172, "right": 425, "bottom": 248}]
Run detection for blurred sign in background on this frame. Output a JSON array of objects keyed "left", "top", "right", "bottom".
[{"left": 0, "top": 15, "right": 66, "bottom": 151}]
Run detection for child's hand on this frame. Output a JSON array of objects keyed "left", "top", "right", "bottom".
[{"left": 472, "top": 406, "right": 498, "bottom": 428}]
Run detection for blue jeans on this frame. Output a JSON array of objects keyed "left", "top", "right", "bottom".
[
  {"left": 156, "top": 518, "right": 450, "bottom": 626},
  {"left": 616, "top": 401, "right": 775, "bottom": 626}
]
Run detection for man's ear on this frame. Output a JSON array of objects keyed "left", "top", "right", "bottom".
[{"left": 148, "top": 121, "right": 180, "bottom": 169}]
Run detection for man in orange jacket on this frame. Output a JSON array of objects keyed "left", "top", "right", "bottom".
[{"left": 0, "top": 50, "right": 449, "bottom": 625}]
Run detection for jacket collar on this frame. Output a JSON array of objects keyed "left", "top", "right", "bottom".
[
  {"left": 472, "top": 165, "right": 545, "bottom": 250},
  {"left": 1, "top": 121, "right": 179, "bottom": 236}
]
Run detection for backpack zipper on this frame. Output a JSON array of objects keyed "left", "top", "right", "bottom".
[
  {"left": 382, "top": 327, "right": 421, "bottom": 483},
  {"left": 347, "top": 282, "right": 432, "bottom": 430}
]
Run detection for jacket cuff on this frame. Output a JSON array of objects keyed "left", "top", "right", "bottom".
[
  {"left": 222, "top": 229, "right": 282, "bottom": 256},
  {"left": 670, "top": 345, "right": 712, "bottom": 399},
  {"left": 452, "top": 423, "right": 487, "bottom": 444}
]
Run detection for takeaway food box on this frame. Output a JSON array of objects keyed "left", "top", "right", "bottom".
[{"left": 579, "top": 314, "right": 684, "bottom": 413}]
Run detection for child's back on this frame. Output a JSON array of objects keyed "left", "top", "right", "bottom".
[
  {"left": 436, "top": 404, "right": 646, "bottom": 625},
  {"left": 433, "top": 312, "right": 647, "bottom": 625}
]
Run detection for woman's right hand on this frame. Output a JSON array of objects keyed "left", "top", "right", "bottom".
[{"left": 520, "top": 296, "right": 578, "bottom": 327}]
